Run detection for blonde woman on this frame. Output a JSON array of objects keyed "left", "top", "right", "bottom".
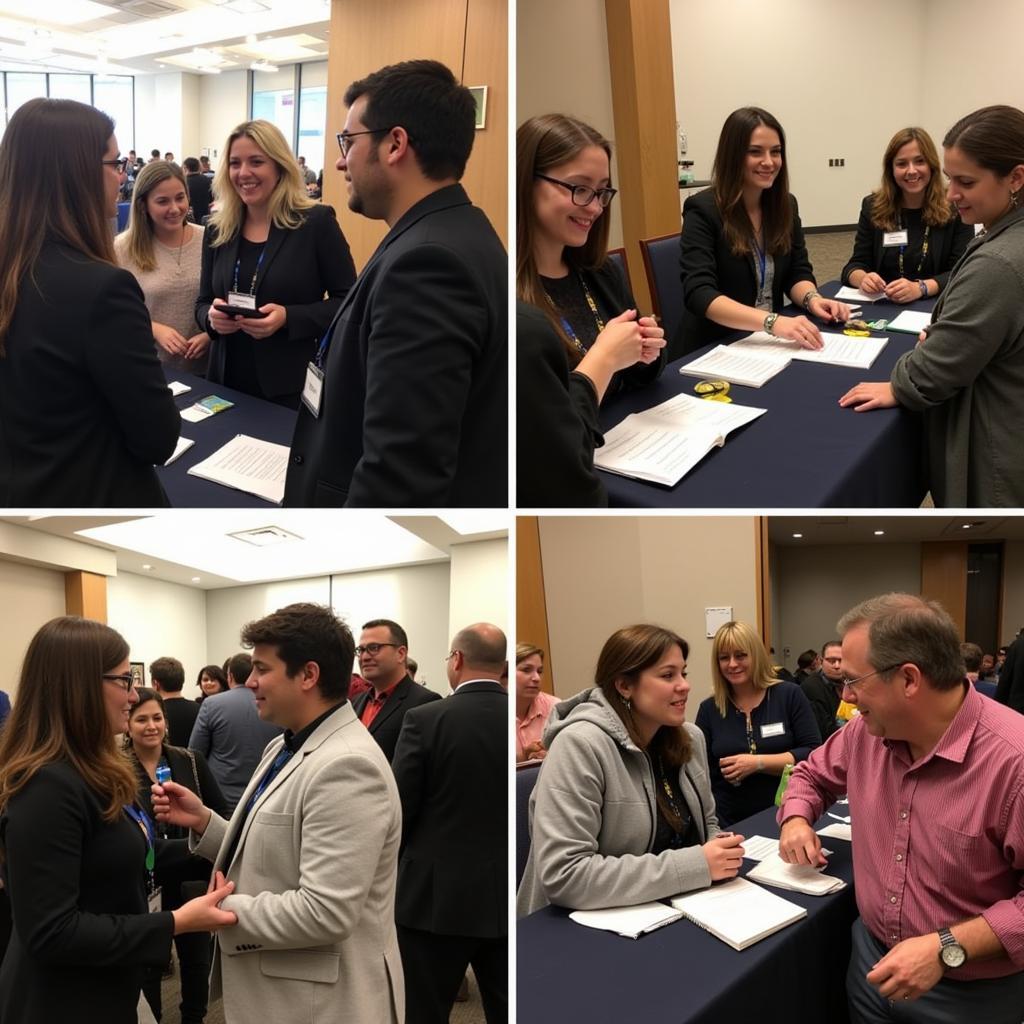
[
  {"left": 196, "top": 120, "right": 356, "bottom": 407},
  {"left": 695, "top": 620, "right": 820, "bottom": 827},
  {"left": 115, "top": 160, "right": 210, "bottom": 374},
  {"left": 515, "top": 642, "right": 558, "bottom": 762},
  {"left": 841, "top": 127, "right": 973, "bottom": 302}
]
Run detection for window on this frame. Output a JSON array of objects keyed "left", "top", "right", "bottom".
[
  {"left": 92, "top": 75, "right": 134, "bottom": 153},
  {"left": 48, "top": 74, "right": 91, "bottom": 103},
  {"left": 251, "top": 66, "right": 295, "bottom": 144},
  {"left": 5, "top": 73, "right": 47, "bottom": 120},
  {"left": 297, "top": 61, "right": 327, "bottom": 176}
]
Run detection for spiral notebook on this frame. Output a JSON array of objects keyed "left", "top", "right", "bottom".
[{"left": 667, "top": 877, "right": 806, "bottom": 950}]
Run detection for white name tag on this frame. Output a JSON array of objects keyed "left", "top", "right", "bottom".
[
  {"left": 760, "top": 722, "right": 785, "bottom": 738},
  {"left": 301, "top": 361, "right": 324, "bottom": 418},
  {"left": 227, "top": 291, "right": 256, "bottom": 310},
  {"left": 882, "top": 230, "right": 909, "bottom": 247}
]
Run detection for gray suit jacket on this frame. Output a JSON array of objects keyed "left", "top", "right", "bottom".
[{"left": 191, "top": 702, "right": 403, "bottom": 1023}]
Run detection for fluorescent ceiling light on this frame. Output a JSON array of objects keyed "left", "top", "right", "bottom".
[
  {"left": 792, "top": 533, "right": 802, "bottom": 539},
  {"left": 874, "top": 530, "right": 885, "bottom": 536},
  {"left": 440, "top": 512, "right": 509, "bottom": 536},
  {"left": 0, "top": 0, "right": 119, "bottom": 25}
]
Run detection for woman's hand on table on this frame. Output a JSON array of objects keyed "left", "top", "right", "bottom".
[
  {"left": 884, "top": 278, "right": 922, "bottom": 304},
  {"left": 702, "top": 832, "right": 746, "bottom": 881},
  {"left": 838, "top": 381, "right": 898, "bottom": 412},
  {"left": 857, "top": 272, "right": 886, "bottom": 295},
  {"left": 808, "top": 295, "right": 851, "bottom": 324},
  {"left": 771, "top": 314, "right": 823, "bottom": 350}
]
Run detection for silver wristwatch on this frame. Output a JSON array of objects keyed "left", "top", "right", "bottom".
[{"left": 937, "top": 928, "right": 966, "bottom": 969}]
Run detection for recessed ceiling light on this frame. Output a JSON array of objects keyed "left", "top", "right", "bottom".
[
  {"left": 874, "top": 530, "right": 885, "bottom": 536},
  {"left": 191, "top": 577, "right": 201, "bottom": 582},
  {"left": 962, "top": 524, "right": 971, "bottom": 530},
  {"left": 792, "top": 533, "right": 802, "bottom": 539},
  {"left": 142, "top": 564, "right": 152, "bottom": 570}
]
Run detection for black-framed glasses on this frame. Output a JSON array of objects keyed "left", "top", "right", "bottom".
[
  {"left": 103, "top": 673, "right": 136, "bottom": 691},
  {"left": 336, "top": 128, "right": 393, "bottom": 157},
  {"left": 101, "top": 156, "right": 124, "bottom": 169},
  {"left": 355, "top": 642, "right": 399, "bottom": 657},
  {"left": 535, "top": 173, "right": 618, "bottom": 208},
  {"left": 840, "top": 663, "right": 902, "bottom": 692}
]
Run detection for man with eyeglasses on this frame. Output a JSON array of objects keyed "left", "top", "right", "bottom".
[
  {"left": 282, "top": 59, "right": 506, "bottom": 508},
  {"left": 778, "top": 593, "right": 1024, "bottom": 1024},
  {"left": 800, "top": 641, "right": 848, "bottom": 741},
  {"left": 352, "top": 619, "right": 440, "bottom": 761}
]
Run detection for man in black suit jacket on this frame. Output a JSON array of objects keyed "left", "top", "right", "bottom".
[
  {"left": 391, "top": 623, "right": 507, "bottom": 1024},
  {"left": 352, "top": 619, "right": 440, "bottom": 761},
  {"left": 183, "top": 157, "right": 213, "bottom": 222},
  {"left": 283, "top": 59, "right": 506, "bottom": 507},
  {"left": 801, "top": 641, "right": 846, "bottom": 741}
]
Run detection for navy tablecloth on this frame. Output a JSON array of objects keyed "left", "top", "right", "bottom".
[
  {"left": 156, "top": 371, "right": 297, "bottom": 507},
  {"left": 517, "top": 802, "right": 856, "bottom": 1024},
  {"left": 600, "top": 283, "right": 934, "bottom": 507}
]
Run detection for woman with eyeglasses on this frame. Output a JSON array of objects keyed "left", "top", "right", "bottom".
[
  {"left": 675, "top": 106, "right": 850, "bottom": 359},
  {"left": 124, "top": 688, "right": 228, "bottom": 1024},
  {"left": 695, "top": 621, "right": 821, "bottom": 827},
  {"left": 517, "top": 624, "right": 742, "bottom": 917},
  {"left": 116, "top": 160, "right": 211, "bottom": 375},
  {"left": 0, "top": 617, "right": 236, "bottom": 1024},
  {"left": 0, "top": 98, "right": 180, "bottom": 507},
  {"left": 840, "top": 105, "right": 1024, "bottom": 508},
  {"left": 196, "top": 120, "right": 356, "bottom": 407},
  {"left": 841, "top": 127, "right": 973, "bottom": 303}
]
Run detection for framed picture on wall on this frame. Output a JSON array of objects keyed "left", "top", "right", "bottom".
[
  {"left": 469, "top": 86, "right": 487, "bottom": 130},
  {"left": 130, "top": 662, "right": 145, "bottom": 688}
]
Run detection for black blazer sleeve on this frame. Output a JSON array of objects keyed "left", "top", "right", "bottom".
[
  {"left": 841, "top": 196, "right": 877, "bottom": 285},
  {"left": 679, "top": 190, "right": 731, "bottom": 319},
  {"left": 2, "top": 766, "right": 173, "bottom": 968},
  {"left": 195, "top": 225, "right": 219, "bottom": 336},
  {"left": 516, "top": 301, "right": 607, "bottom": 507}
]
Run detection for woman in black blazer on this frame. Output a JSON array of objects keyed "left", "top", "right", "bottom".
[
  {"left": 0, "top": 98, "right": 180, "bottom": 507},
  {"left": 517, "top": 114, "right": 666, "bottom": 402},
  {"left": 125, "top": 688, "right": 228, "bottom": 1024},
  {"left": 0, "top": 618, "right": 236, "bottom": 1024},
  {"left": 841, "top": 126, "right": 973, "bottom": 301},
  {"left": 676, "top": 107, "right": 850, "bottom": 359},
  {"left": 196, "top": 119, "right": 356, "bottom": 407}
]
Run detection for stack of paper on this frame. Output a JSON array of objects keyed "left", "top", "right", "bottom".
[
  {"left": 740, "top": 835, "right": 780, "bottom": 861},
  {"left": 678, "top": 345, "right": 788, "bottom": 387},
  {"left": 569, "top": 902, "right": 684, "bottom": 939},
  {"left": 186, "top": 434, "right": 289, "bottom": 504},
  {"left": 817, "top": 822, "right": 852, "bottom": 841},
  {"left": 887, "top": 309, "right": 932, "bottom": 335},
  {"left": 746, "top": 852, "right": 846, "bottom": 895},
  {"left": 167, "top": 380, "right": 192, "bottom": 397},
  {"left": 594, "top": 392, "right": 767, "bottom": 486},
  {"left": 730, "top": 331, "right": 888, "bottom": 370},
  {"left": 668, "top": 877, "right": 806, "bottom": 950}
]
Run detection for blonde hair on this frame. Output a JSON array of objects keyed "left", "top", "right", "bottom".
[
  {"left": 709, "top": 621, "right": 779, "bottom": 716},
  {"left": 516, "top": 642, "right": 544, "bottom": 665},
  {"left": 208, "top": 120, "right": 316, "bottom": 247},
  {"left": 118, "top": 160, "right": 189, "bottom": 273}
]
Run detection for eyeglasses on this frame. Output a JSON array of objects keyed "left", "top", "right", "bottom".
[
  {"left": 101, "top": 156, "right": 124, "bottom": 169},
  {"left": 444, "top": 650, "right": 460, "bottom": 663},
  {"left": 336, "top": 128, "right": 393, "bottom": 157},
  {"left": 355, "top": 642, "right": 398, "bottom": 657},
  {"left": 840, "top": 663, "right": 902, "bottom": 692},
  {"left": 535, "top": 173, "right": 618, "bottom": 208},
  {"left": 103, "top": 673, "right": 136, "bottom": 692}
]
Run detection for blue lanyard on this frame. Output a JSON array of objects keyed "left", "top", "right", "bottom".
[
  {"left": 233, "top": 246, "right": 267, "bottom": 295},
  {"left": 754, "top": 239, "right": 767, "bottom": 293},
  {"left": 124, "top": 804, "right": 156, "bottom": 872},
  {"left": 314, "top": 324, "right": 334, "bottom": 370}
]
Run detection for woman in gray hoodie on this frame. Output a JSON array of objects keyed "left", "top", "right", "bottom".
[{"left": 517, "top": 624, "right": 746, "bottom": 917}]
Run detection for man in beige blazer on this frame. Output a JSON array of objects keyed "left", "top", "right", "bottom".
[{"left": 153, "top": 602, "right": 403, "bottom": 1024}]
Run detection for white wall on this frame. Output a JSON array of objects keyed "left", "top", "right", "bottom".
[
  {"left": 198, "top": 70, "right": 249, "bottom": 169},
  {"left": 0, "top": 560, "right": 67, "bottom": 699},
  {"left": 448, "top": 538, "right": 509, "bottom": 647},
  {"left": 108, "top": 572, "right": 209, "bottom": 700}
]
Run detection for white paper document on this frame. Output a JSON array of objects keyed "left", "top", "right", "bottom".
[
  {"left": 594, "top": 393, "right": 767, "bottom": 486},
  {"left": 668, "top": 877, "right": 806, "bottom": 950},
  {"left": 569, "top": 902, "right": 684, "bottom": 939},
  {"left": 730, "top": 331, "right": 888, "bottom": 370},
  {"left": 163, "top": 436, "right": 195, "bottom": 466},
  {"left": 186, "top": 434, "right": 288, "bottom": 504},
  {"left": 168, "top": 380, "right": 192, "bottom": 397},
  {"left": 740, "top": 835, "right": 781, "bottom": 862},
  {"left": 818, "top": 823, "right": 853, "bottom": 841},
  {"left": 834, "top": 285, "right": 884, "bottom": 302},
  {"left": 746, "top": 851, "right": 846, "bottom": 895},
  {"left": 887, "top": 309, "right": 932, "bottom": 335},
  {"left": 678, "top": 344, "right": 789, "bottom": 387}
]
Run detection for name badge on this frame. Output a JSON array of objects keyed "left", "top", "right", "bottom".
[
  {"left": 302, "top": 361, "right": 324, "bottom": 418},
  {"left": 760, "top": 722, "right": 785, "bottom": 739},
  {"left": 226, "top": 291, "right": 257, "bottom": 310},
  {"left": 882, "top": 230, "right": 909, "bottom": 247},
  {"left": 147, "top": 886, "right": 163, "bottom": 914}
]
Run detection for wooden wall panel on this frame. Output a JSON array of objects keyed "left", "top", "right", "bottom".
[
  {"left": 325, "top": 0, "right": 507, "bottom": 270},
  {"left": 516, "top": 517, "right": 554, "bottom": 694},
  {"left": 920, "top": 541, "right": 967, "bottom": 635},
  {"left": 755, "top": 516, "right": 770, "bottom": 642},
  {"left": 65, "top": 571, "right": 107, "bottom": 623}
]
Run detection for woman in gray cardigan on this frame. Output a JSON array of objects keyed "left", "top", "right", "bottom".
[
  {"left": 839, "top": 105, "right": 1024, "bottom": 507},
  {"left": 517, "top": 625, "right": 745, "bottom": 918}
]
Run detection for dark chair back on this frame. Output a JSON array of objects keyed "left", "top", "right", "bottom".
[
  {"left": 516, "top": 762, "right": 541, "bottom": 888},
  {"left": 605, "top": 247, "right": 632, "bottom": 295},
  {"left": 639, "top": 232, "right": 684, "bottom": 343}
]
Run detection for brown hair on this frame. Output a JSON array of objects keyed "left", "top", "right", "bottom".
[
  {"left": 122, "top": 687, "right": 166, "bottom": 751},
  {"left": 517, "top": 113, "right": 614, "bottom": 365},
  {"left": 709, "top": 621, "right": 779, "bottom": 716},
  {"left": 0, "top": 617, "right": 138, "bottom": 822},
  {"left": 869, "top": 127, "right": 955, "bottom": 231},
  {"left": 943, "top": 105, "right": 1024, "bottom": 178},
  {"left": 594, "top": 625, "right": 692, "bottom": 830},
  {"left": 711, "top": 107, "right": 793, "bottom": 257},
  {"left": 118, "top": 160, "right": 190, "bottom": 273},
  {"left": 0, "top": 98, "right": 117, "bottom": 356},
  {"left": 516, "top": 642, "right": 545, "bottom": 664}
]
